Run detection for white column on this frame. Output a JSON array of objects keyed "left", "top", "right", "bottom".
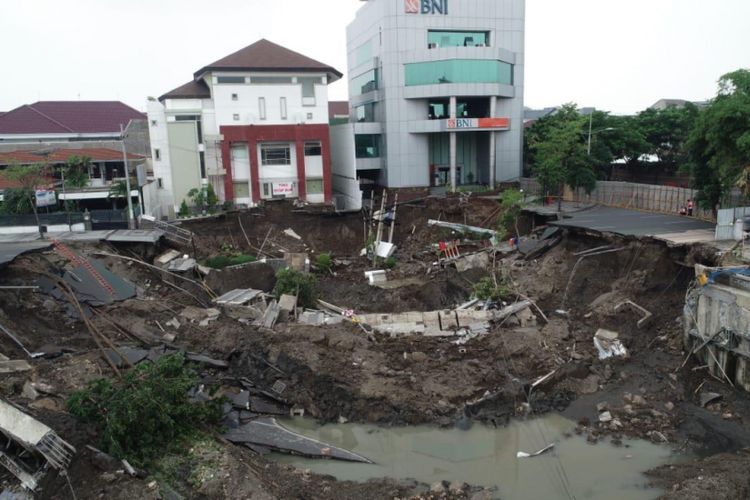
[
  {"left": 449, "top": 96, "right": 457, "bottom": 192},
  {"left": 489, "top": 96, "right": 497, "bottom": 188}
]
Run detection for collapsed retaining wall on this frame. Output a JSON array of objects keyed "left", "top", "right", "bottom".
[{"left": 684, "top": 277, "right": 750, "bottom": 392}]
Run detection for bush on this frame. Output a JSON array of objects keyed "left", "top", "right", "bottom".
[
  {"left": 178, "top": 200, "right": 190, "bottom": 218},
  {"left": 67, "top": 353, "right": 221, "bottom": 466},
  {"left": 315, "top": 252, "right": 332, "bottom": 272},
  {"left": 473, "top": 276, "right": 511, "bottom": 301},
  {"left": 385, "top": 256, "right": 397, "bottom": 269},
  {"left": 273, "top": 268, "right": 317, "bottom": 308},
  {"left": 203, "top": 254, "right": 256, "bottom": 269}
]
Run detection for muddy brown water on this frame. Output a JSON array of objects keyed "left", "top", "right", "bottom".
[{"left": 273, "top": 415, "right": 688, "bottom": 499}]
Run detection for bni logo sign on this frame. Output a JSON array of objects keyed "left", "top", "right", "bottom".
[{"left": 405, "top": 0, "right": 448, "bottom": 15}]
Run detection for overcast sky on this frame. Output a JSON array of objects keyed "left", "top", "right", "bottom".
[{"left": 1, "top": 0, "right": 748, "bottom": 115}]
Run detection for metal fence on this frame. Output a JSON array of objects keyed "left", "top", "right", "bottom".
[
  {"left": 0, "top": 212, "right": 84, "bottom": 227},
  {"left": 520, "top": 178, "right": 713, "bottom": 220}
]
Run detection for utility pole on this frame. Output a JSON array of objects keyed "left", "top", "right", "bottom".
[
  {"left": 587, "top": 112, "right": 594, "bottom": 156},
  {"left": 120, "top": 123, "right": 135, "bottom": 229}
]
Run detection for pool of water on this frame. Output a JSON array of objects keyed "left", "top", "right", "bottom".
[{"left": 272, "top": 414, "right": 685, "bottom": 499}]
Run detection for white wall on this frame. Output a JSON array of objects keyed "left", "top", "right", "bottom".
[
  {"left": 330, "top": 123, "right": 363, "bottom": 211},
  {"left": 146, "top": 99, "right": 176, "bottom": 216},
  {"left": 210, "top": 73, "right": 329, "bottom": 127}
]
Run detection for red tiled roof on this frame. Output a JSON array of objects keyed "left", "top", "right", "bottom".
[
  {"left": 328, "top": 101, "right": 349, "bottom": 119},
  {"left": 159, "top": 79, "right": 212, "bottom": 102},
  {"left": 0, "top": 101, "right": 146, "bottom": 135},
  {"left": 0, "top": 148, "right": 144, "bottom": 166},
  {"left": 194, "top": 39, "right": 342, "bottom": 82}
]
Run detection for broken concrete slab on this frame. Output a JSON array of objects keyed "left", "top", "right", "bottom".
[
  {"left": 214, "top": 289, "right": 263, "bottom": 306},
  {"left": 375, "top": 242, "right": 396, "bottom": 259},
  {"left": 155, "top": 249, "right": 182, "bottom": 266},
  {"left": 454, "top": 252, "right": 490, "bottom": 273},
  {"left": 179, "top": 306, "right": 221, "bottom": 323},
  {"left": 278, "top": 295, "right": 297, "bottom": 313},
  {"left": 222, "top": 417, "right": 372, "bottom": 463},
  {"left": 283, "top": 228, "right": 302, "bottom": 241},
  {"left": 364, "top": 270, "right": 387, "bottom": 285},
  {"left": 298, "top": 311, "right": 344, "bottom": 326},
  {"left": 255, "top": 300, "right": 280, "bottom": 329},
  {"left": 0, "top": 399, "right": 76, "bottom": 490},
  {"left": 167, "top": 257, "right": 197, "bottom": 273},
  {"left": 0, "top": 361, "right": 32, "bottom": 374}
]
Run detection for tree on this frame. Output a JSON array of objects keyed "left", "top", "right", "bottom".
[
  {"left": 0, "top": 163, "right": 50, "bottom": 236},
  {"left": 635, "top": 105, "right": 698, "bottom": 181},
  {"left": 530, "top": 104, "right": 594, "bottom": 203},
  {"left": 188, "top": 185, "right": 219, "bottom": 214},
  {"left": 497, "top": 187, "right": 524, "bottom": 238},
  {"left": 0, "top": 188, "right": 34, "bottom": 215},
  {"left": 63, "top": 155, "right": 92, "bottom": 188},
  {"left": 688, "top": 69, "right": 750, "bottom": 210}
]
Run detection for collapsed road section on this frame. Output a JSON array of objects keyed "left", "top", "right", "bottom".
[{"left": 0, "top": 197, "right": 749, "bottom": 498}]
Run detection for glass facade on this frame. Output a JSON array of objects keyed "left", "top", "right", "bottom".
[
  {"left": 428, "top": 31, "right": 489, "bottom": 48},
  {"left": 355, "top": 102, "right": 376, "bottom": 122},
  {"left": 355, "top": 39, "right": 373, "bottom": 66},
  {"left": 216, "top": 76, "right": 246, "bottom": 84},
  {"left": 355, "top": 135, "right": 380, "bottom": 159},
  {"left": 260, "top": 144, "right": 291, "bottom": 166},
  {"left": 405, "top": 59, "right": 512, "bottom": 86},
  {"left": 250, "top": 76, "right": 292, "bottom": 84},
  {"left": 350, "top": 69, "right": 378, "bottom": 96}
]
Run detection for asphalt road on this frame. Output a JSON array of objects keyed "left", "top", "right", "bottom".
[{"left": 550, "top": 206, "right": 715, "bottom": 238}]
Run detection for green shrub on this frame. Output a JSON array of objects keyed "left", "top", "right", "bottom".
[
  {"left": 315, "top": 252, "right": 332, "bottom": 272},
  {"left": 385, "top": 256, "right": 397, "bottom": 269},
  {"left": 472, "top": 276, "right": 511, "bottom": 301},
  {"left": 67, "top": 353, "right": 221, "bottom": 466},
  {"left": 178, "top": 200, "right": 189, "bottom": 218},
  {"left": 273, "top": 268, "right": 317, "bottom": 308}
]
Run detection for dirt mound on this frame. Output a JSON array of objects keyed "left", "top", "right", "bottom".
[
  {"left": 647, "top": 451, "right": 750, "bottom": 499},
  {"left": 205, "top": 262, "right": 277, "bottom": 294}
]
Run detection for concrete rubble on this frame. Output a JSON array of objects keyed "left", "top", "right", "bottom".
[{"left": 0, "top": 399, "right": 75, "bottom": 490}]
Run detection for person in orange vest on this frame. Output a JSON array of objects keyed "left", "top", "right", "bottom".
[{"left": 687, "top": 199, "right": 694, "bottom": 217}]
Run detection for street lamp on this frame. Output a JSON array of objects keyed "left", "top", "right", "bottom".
[{"left": 586, "top": 113, "right": 615, "bottom": 155}]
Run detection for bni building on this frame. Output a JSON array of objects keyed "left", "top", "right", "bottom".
[{"left": 341, "top": 0, "right": 525, "bottom": 192}]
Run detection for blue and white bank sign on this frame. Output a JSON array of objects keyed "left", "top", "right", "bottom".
[{"left": 405, "top": 0, "right": 448, "bottom": 15}]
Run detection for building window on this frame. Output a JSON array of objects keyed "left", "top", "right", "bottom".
[
  {"left": 405, "top": 59, "right": 512, "bottom": 86},
  {"left": 355, "top": 134, "right": 380, "bottom": 159},
  {"left": 157, "top": 178, "right": 163, "bottom": 189},
  {"left": 231, "top": 93, "right": 239, "bottom": 101},
  {"left": 233, "top": 113, "right": 240, "bottom": 121},
  {"left": 355, "top": 102, "right": 376, "bottom": 122},
  {"left": 428, "top": 30, "right": 490, "bottom": 48},
  {"left": 306, "top": 113, "right": 313, "bottom": 120},
  {"left": 280, "top": 97, "right": 287, "bottom": 120},
  {"left": 251, "top": 76, "right": 293, "bottom": 84},
  {"left": 150, "top": 120, "right": 157, "bottom": 127},
  {"left": 259, "top": 97, "right": 266, "bottom": 120},
  {"left": 260, "top": 143, "right": 291, "bottom": 166},
  {"left": 233, "top": 181, "right": 250, "bottom": 198},
  {"left": 217, "top": 76, "right": 246, "bottom": 84},
  {"left": 306, "top": 178, "right": 324, "bottom": 194},
  {"left": 355, "top": 39, "right": 373, "bottom": 66},
  {"left": 154, "top": 148, "right": 161, "bottom": 161},
  {"left": 299, "top": 78, "right": 317, "bottom": 98},
  {"left": 350, "top": 68, "right": 378, "bottom": 96},
  {"left": 304, "top": 142, "right": 322, "bottom": 156}
]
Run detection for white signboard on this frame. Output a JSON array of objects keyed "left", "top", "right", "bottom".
[
  {"left": 35, "top": 189, "right": 57, "bottom": 208},
  {"left": 272, "top": 183, "right": 294, "bottom": 195}
]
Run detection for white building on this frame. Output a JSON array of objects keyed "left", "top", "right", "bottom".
[
  {"left": 337, "top": 0, "right": 525, "bottom": 192},
  {"left": 147, "top": 39, "right": 342, "bottom": 218}
]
